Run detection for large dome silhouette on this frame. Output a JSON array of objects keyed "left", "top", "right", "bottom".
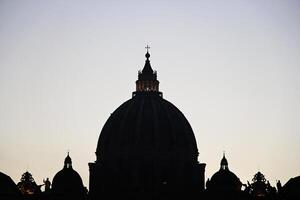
[
  {"left": 89, "top": 49, "right": 206, "bottom": 200},
  {"left": 96, "top": 92, "right": 198, "bottom": 161},
  {"left": 96, "top": 50, "right": 199, "bottom": 162}
]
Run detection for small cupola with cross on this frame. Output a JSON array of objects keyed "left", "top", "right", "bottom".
[
  {"left": 220, "top": 152, "right": 229, "bottom": 171},
  {"left": 135, "top": 45, "right": 160, "bottom": 94},
  {"left": 64, "top": 152, "right": 72, "bottom": 169}
]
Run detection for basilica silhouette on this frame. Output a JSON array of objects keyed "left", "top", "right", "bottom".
[{"left": 0, "top": 48, "right": 299, "bottom": 200}]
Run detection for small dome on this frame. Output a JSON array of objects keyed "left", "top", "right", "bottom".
[
  {"left": 207, "top": 154, "right": 242, "bottom": 191},
  {"left": 282, "top": 176, "right": 300, "bottom": 199},
  {"left": 0, "top": 171, "right": 22, "bottom": 198},
  {"left": 52, "top": 169, "right": 84, "bottom": 194},
  {"left": 284, "top": 176, "right": 300, "bottom": 189},
  {"left": 209, "top": 170, "right": 241, "bottom": 191},
  {"left": 52, "top": 154, "right": 85, "bottom": 198}
]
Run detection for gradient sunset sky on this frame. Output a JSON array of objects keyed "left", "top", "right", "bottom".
[{"left": 0, "top": 0, "right": 299, "bottom": 188}]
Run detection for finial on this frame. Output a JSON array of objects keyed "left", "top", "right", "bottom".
[
  {"left": 145, "top": 45, "right": 150, "bottom": 52},
  {"left": 145, "top": 45, "right": 150, "bottom": 60},
  {"left": 220, "top": 151, "right": 228, "bottom": 170},
  {"left": 64, "top": 150, "right": 72, "bottom": 169},
  {"left": 133, "top": 45, "right": 161, "bottom": 96}
]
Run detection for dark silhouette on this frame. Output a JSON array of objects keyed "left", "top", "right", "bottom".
[
  {"left": 0, "top": 171, "right": 22, "bottom": 200},
  {"left": 244, "top": 171, "right": 277, "bottom": 200},
  {"left": 17, "top": 171, "right": 42, "bottom": 199},
  {"left": 51, "top": 153, "right": 87, "bottom": 200},
  {"left": 1, "top": 47, "right": 299, "bottom": 200},
  {"left": 205, "top": 153, "right": 247, "bottom": 199},
  {"left": 43, "top": 178, "right": 51, "bottom": 194},
  {"left": 278, "top": 176, "right": 300, "bottom": 200},
  {"left": 89, "top": 47, "right": 206, "bottom": 200}
]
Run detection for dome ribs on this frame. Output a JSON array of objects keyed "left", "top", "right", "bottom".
[
  {"left": 90, "top": 49, "right": 206, "bottom": 199},
  {"left": 175, "top": 106, "right": 199, "bottom": 160},
  {"left": 115, "top": 98, "right": 138, "bottom": 158},
  {"left": 132, "top": 95, "right": 145, "bottom": 152},
  {"left": 96, "top": 93, "right": 199, "bottom": 162},
  {"left": 150, "top": 95, "right": 160, "bottom": 156},
  {"left": 158, "top": 98, "right": 177, "bottom": 157}
]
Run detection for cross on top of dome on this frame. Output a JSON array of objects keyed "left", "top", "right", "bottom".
[
  {"left": 134, "top": 46, "right": 161, "bottom": 96},
  {"left": 145, "top": 45, "right": 150, "bottom": 60},
  {"left": 145, "top": 45, "right": 150, "bottom": 52}
]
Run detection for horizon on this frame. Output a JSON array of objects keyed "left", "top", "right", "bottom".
[{"left": 0, "top": 0, "right": 299, "bottom": 189}]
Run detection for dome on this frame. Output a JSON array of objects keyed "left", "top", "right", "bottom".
[
  {"left": 284, "top": 176, "right": 300, "bottom": 189},
  {"left": 281, "top": 176, "right": 300, "bottom": 199},
  {"left": 209, "top": 170, "right": 241, "bottom": 190},
  {"left": 89, "top": 48, "right": 206, "bottom": 200},
  {"left": 96, "top": 50, "right": 198, "bottom": 162},
  {"left": 207, "top": 154, "right": 242, "bottom": 191},
  {"left": 52, "top": 154, "right": 85, "bottom": 197},
  {"left": 52, "top": 169, "right": 84, "bottom": 194},
  {"left": 0, "top": 171, "right": 22, "bottom": 198},
  {"left": 96, "top": 92, "right": 198, "bottom": 161}
]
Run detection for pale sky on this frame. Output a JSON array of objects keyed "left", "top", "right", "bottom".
[{"left": 0, "top": 0, "right": 299, "bottom": 189}]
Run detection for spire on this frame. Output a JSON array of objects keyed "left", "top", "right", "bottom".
[
  {"left": 142, "top": 45, "right": 154, "bottom": 75},
  {"left": 145, "top": 45, "right": 150, "bottom": 56},
  {"left": 134, "top": 45, "right": 161, "bottom": 95},
  {"left": 64, "top": 152, "right": 72, "bottom": 169},
  {"left": 220, "top": 152, "right": 229, "bottom": 170}
]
